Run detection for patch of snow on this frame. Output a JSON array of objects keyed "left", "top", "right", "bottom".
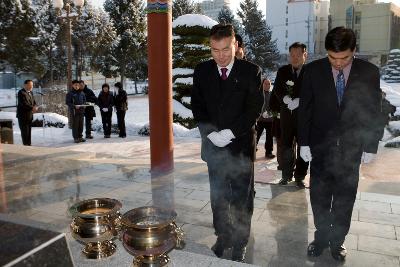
[{"left": 172, "top": 14, "right": 218, "bottom": 29}]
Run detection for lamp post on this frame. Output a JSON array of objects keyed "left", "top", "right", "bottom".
[{"left": 53, "top": 0, "right": 84, "bottom": 127}]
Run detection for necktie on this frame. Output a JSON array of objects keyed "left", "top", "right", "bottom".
[
  {"left": 293, "top": 68, "right": 298, "bottom": 79},
  {"left": 336, "top": 70, "right": 345, "bottom": 105},
  {"left": 221, "top": 68, "right": 228, "bottom": 80}
]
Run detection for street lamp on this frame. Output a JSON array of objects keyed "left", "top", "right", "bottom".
[{"left": 53, "top": 0, "right": 84, "bottom": 127}]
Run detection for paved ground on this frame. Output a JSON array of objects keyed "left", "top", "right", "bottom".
[{"left": 0, "top": 137, "right": 399, "bottom": 266}]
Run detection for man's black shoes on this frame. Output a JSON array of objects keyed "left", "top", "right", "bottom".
[
  {"left": 331, "top": 244, "right": 347, "bottom": 261},
  {"left": 307, "top": 241, "right": 327, "bottom": 257},
  {"left": 86, "top": 135, "right": 93, "bottom": 139},
  {"left": 211, "top": 240, "right": 225, "bottom": 258},
  {"left": 265, "top": 153, "right": 276, "bottom": 159},
  {"left": 295, "top": 179, "right": 306, "bottom": 188},
  {"left": 278, "top": 178, "right": 291, "bottom": 185},
  {"left": 232, "top": 246, "right": 246, "bottom": 262}
]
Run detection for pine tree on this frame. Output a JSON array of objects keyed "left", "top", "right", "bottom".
[
  {"left": 104, "top": 0, "right": 147, "bottom": 84},
  {"left": 172, "top": 14, "right": 217, "bottom": 128},
  {"left": 172, "top": 0, "right": 202, "bottom": 20},
  {"left": 32, "top": 0, "right": 60, "bottom": 85},
  {"left": 217, "top": 5, "right": 241, "bottom": 34},
  {"left": 383, "top": 49, "right": 400, "bottom": 83},
  {"left": 237, "top": 0, "right": 279, "bottom": 72},
  {"left": 0, "top": 0, "right": 42, "bottom": 74}
]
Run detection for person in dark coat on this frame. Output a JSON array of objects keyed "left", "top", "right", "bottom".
[
  {"left": 79, "top": 80, "right": 97, "bottom": 139},
  {"left": 298, "top": 27, "right": 384, "bottom": 261},
  {"left": 66, "top": 80, "right": 86, "bottom": 143},
  {"left": 272, "top": 42, "right": 309, "bottom": 188},
  {"left": 16, "top": 80, "right": 38, "bottom": 146},
  {"left": 191, "top": 24, "right": 263, "bottom": 263},
  {"left": 113, "top": 82, "right": 128, "bottom": 138},
  {"left": 256, "top": 78, "right": 275, "bottom": 158},
  {"left": 97, "top": 83, "right": 114, "bottom": 138}
]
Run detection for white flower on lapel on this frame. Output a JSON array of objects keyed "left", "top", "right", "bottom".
[{"left": 286, "top": 80, "right": 294, "bottom": 86}]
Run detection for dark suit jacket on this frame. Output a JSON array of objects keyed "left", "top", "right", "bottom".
[
  {"left": 272, "top": 64, "right": 305, "bottom": 113},
  {"left": 191, "top": 58, "right": 263, "bottom": 162},
  {"left": 298, "top": 57, "right": 382, "bottom": 161},
  {"left": 16, "top": 88, "right": 36, "bottom": 123}
]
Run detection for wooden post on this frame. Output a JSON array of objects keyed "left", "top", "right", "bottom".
[{"left": 147, "top": 0, "right": 174, "bottom": 174}]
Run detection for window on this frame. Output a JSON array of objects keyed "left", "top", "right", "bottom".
[
  {"left": 286, "top": 18, "right": 288, "bottom": 26},
  {"left": 286, "top": 6, "right": 288, "bottom": 14},
  {"left": 355, "top": 12, "right": 361, "bottom": 24},
  {"left": 285, "top": 30, "right": 288, "bottom": 38}
]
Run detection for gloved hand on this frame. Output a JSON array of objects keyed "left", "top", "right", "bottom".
[
  {"left": 207, "top": 131, "right": 232, "bottom": 147},
  {"left": 102, "top": 108, "right": 109, "bottom": 112},
  {"left": 361, "top": 152, "right": 376, "bottom": 164},
  {"left": 288, "top": 98, "right": 299, "bottom": 110},
  {"left": 300, "top": 146, "right": 312, "bottom": 162},
  {"left": 283, "top": 95, "right": 292, "bottom": 104},
  {"left": 262, "top": 111, "right": 269, "bottom": 118},
  {"left": 219, "top": 129, "right": 235, "bottom": 140}
]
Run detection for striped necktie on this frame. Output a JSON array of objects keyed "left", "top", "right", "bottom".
[{"left": 336, "top": 70, "right": 345, "bottom": 105}]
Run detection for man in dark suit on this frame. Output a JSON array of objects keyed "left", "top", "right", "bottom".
[
  {"left": 16, "top": 80, "right": 38, "bottom": 146},
  {"left": 79, "top": 80, "right": 97, "bottom": 139},
  {"left": 272, "top": 42, "right": 309, "bottom": 187},
  {"left": 191, "top": 24, "right": 263, "bottom": 263},
  {"left": 298, "top": 27, "right": 383, "bottom": 261}
]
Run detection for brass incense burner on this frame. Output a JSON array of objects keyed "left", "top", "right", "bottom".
[
  {"left": 121, "top": 206, "right": 184, "bottom": 267},
  {"left": 69, "top": 198, "right": 122, "bottom": 259}
]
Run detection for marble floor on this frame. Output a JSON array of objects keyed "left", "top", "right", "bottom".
[{"left": 1, "top": 141, "right": 400, "bottom": 267}]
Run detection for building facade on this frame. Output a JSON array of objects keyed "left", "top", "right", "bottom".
[
  {"left": 266, "top": 0, "right": 329, "bottom": 55},
  {"left": 200, "top": 0, "right": 231, "bottom": 21},
  {"left": 330, "top": 0, "right": 400, "bottom": 64}
]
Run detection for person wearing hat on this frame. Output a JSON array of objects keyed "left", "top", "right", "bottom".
[{"left": 113, "top": 82, "right": 128, "bottom": 138}]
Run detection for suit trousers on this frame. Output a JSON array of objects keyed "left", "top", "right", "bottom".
[
  {"left": 256, "top": 120, "right": 273, "bottom": 154},
  {"left": 72, "top": 112, "right": 84, "bottom": 139},
  {"left": 310, "top": 146, "right": 359, "bottom": 247},
  {"left": 116, "top": 110, "right": 126, "bottom": 136},
  {"left": 207, "top": 151, "right": 254, "bottom": 249},
  {"left": 101, "top": 111, "right": 112, "bottom": 136},
  {"left": 280, "top": 109, "right": 308, "bottom": 180},
  {"left": 85, "top": 115, "right": 93, "bottom": 136},
  {"left": 18, "top": 118, "right": 32, "bottom": 146}
]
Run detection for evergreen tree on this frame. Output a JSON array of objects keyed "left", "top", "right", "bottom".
[
  {"left": 32, "top": 0, "right": 60, "bottom": 85},
  {"left": 172, "top": 14, "right": 217, "bottom": 128},
  {"left": 0, "top": 0, "right": 42, "bottom": 74},
  {"left": 104, "top": 0, "right": 147, "bottom": 84},
  {"left": 383, "top": 49, "right": 400, "bottom": 83},
  {"left": 237, "top": 0, "right": 279, "bottom": 72},
  {"left": 217, "top": 5, "right": 241, "bottom": 34},
  {"left": 172, "top": 0, "right": 202, "bottom": 20}
]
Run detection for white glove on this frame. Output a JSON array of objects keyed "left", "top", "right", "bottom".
[
  {"left": 207, "top": 131, "right": 232, "bottom": 147},
  {"left": 102, "top": 108, "right": 108, "bottom": 112},
  {"left": 361, "top": 152, "right": 376, "bottom": 164},
  {"left": 288, "top": 98, "right": 299, "bottom": 110},
  {"left": 262, "top": 111, "right": 269, "bottom": 118},
  {"left": 219, "top": 129, "right": 235, "bottom": 140},
  {"left": 300, "top": 146, "right": 312, "bottom": 162},
  {"left": 283, "top": 95, "right": 291, "bottom": 104}
]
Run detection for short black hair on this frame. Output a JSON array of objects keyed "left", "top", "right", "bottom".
[
  {"left": 72, "top": 80, "right": 80, "bottom": 84},
  {"left": 235, "top": 34, "right": 243, "bottom": 48},
  {"left": 24, "top": 79, "right": 33, "bottom": 84},
  {"left": 210, "top": 24, "right": 235, "bottom": 40},
  {"left": 114, "top": 82, "right": 122, "bottom": 89},
  {"left": 325, "top": 26, "right": 356, "bottom": 52},
  {"left": 79, "top": 80, "right": 85, "bottom": 84},
  {"left": 289, "top": 42, "right": 307, "bottom": 52},
  {"left": 102, "top": 83, "right": 110, "bottom": 90}
]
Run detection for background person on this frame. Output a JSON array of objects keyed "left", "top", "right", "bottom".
[{"left": 17, "top": 80, "right": 38, "bottom": 146}]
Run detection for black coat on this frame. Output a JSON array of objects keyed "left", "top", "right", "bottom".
[
  {"left": 298, "top": 57, "right": 383, "bottom": 161},
  {"left": 191, "top": 58, "right": 263, "bottom": 162},
  {"left": 16, "top": 88, "right": 36, "bottom": 122},
  {"left": 98, "top": 91, "right": 114, "bottom": 112},
  {"left": 114, "top": 89, "right": 128, "bottom": 111},
  {"left": 83, "top": 85, "right": 97, "bottom": 118},
  {"left": 66, "top": 89, "right": 86, "bottom": 114}
]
